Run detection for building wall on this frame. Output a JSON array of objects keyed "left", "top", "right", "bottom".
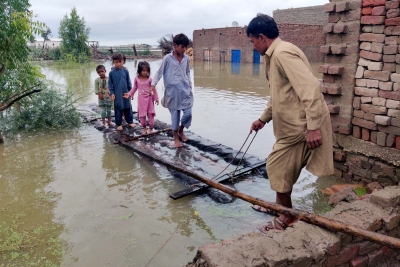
[
  {"left": 273, "top": 5, "right": 329, "bottom": 25},
  {"left": 193, "top": 23, "right": 325, "bottom": 63},
  {"left": 319, "top": 0, "right": 400, "bottom": 186}
]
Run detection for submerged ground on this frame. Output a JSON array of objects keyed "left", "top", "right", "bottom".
[{"left": 0, "top": 60, "right": 344, "bottom": 267}]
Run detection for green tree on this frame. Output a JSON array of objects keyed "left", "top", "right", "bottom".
[{"left": 58, "top": 7, "right": 91, "bottom": 62}]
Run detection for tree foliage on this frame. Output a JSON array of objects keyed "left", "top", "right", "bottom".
[
  {"left": 0, "top": 0, "right": 45, "bottom": 100},
  {"left": 157, "top": 34, "right": 174, "bottom": 54},
  {"left": 58, "top": 7, "right": 91, "bottom": 62},
  {"left": 40, "top": 27, "right": 52, "bottom": 50}
]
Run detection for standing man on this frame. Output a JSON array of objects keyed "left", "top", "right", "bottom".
[{"left": 247, "top": 14, "right": 333, "bottom": 232}]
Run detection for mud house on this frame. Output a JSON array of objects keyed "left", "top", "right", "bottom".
[{"left": 192, "top": 5, "right": 328, "bottom": 63}]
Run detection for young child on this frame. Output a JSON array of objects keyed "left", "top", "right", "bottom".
[
  {"left": 124, "top": 61, "right": 159, "bottom": 135},
  {"left": 151, "top": 33, "right": 193, "bottom": 148},
  {"left": 108, "top": 54, "right": 136, "bottom": 131},
  {"left": 94, "top": 65, "right": 114, "bottom": 127}
]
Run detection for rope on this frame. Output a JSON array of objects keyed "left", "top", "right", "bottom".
[{"left": 189, "top": 131, "right": 258, "bottom": 188}]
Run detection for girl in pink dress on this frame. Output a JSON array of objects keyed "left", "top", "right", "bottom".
[{"left": 124, "top": 61, "right": 159, "bottom": 135}]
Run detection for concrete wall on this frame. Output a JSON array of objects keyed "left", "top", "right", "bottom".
[
  {"left": 273, "top": 5, "right": 329, "bottom": 25},
  {"left": 319, "top": 0, "right": 400, "bottom": 186}
]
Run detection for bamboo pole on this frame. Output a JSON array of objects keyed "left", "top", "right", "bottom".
[{"left": 118, "top": 136, "right": 400, "bottom": 249}]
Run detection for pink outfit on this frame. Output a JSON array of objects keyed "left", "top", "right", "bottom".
[{"left": 128, "top": 77, "right": 159, "bottom": 128}]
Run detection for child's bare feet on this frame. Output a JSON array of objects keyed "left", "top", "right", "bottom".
[
  {"left": 178, "top": 128, "right": 188, "bottom": 142},
  {"left": 117, "top": 125, "right": 123, "bottom": 131},
  {"left": 128, "top": 123, "right": 136, "bottom": 128},
  {"left": 173, "top": 131, "right": 182, "bottom": 148},
  {"left": 141, "top": 128, "right": 147, "bottom": 135},
  {"left": 102, "top": 123, "right": 106, "bottom": 127},
  {"left": 108, "top": 122, "right": 114, "bottom": 127},
  {"left": 148, "top": 128, "right": 154, "bottom": 133}
]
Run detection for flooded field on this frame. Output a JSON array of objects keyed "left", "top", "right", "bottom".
[{"left": 0, "top": 60, "right": 343, "bottom": 267}]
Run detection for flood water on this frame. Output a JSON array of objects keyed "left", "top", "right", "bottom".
[{"left": 0, "top": 60, "right": 344, "bottom": 267}]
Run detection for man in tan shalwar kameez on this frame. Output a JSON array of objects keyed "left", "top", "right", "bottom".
[{"left": 247, "top": 14, "right": 334, "bottom": 233}]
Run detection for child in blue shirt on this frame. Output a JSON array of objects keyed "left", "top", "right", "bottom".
[{"left": 108, "top": 53, "right": 136, "bottom": 130}]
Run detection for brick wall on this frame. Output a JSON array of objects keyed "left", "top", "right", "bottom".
[
  {"left": 321, "top": 0, "right": 400, "bottom": 186},
  {"left": 273, "top": 5, "right": 329, "bottom": 25},
  {"left": 193, "top": 24, "right": 325, "bottom": 63}
]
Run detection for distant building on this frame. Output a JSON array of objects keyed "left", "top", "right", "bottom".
[
  {"left": 193, "top": 5, "right": 327, "bottom": 63},
  {"left": 29, "top": 38, "right": 62, "bottom": 49}
]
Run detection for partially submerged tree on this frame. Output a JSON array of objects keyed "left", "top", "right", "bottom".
[
  {"left": 41, "top": 27, "right": 52, "bottom": 50},
  {"left": 58, "top": 7, "right": 91, "bottom": 62}
]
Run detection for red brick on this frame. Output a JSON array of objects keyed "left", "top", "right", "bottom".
[
  {"left": 362, "top": 7, "right": 373, "bottom": 15},
  {"left": 371, "top": 6, "right": 387, "bottom": 16},
  {"left": 328, "top": 65, "right": 344, "bottom": 75},
  {"left": 339, "top": 125, "right": 352, "bottom": 135},
  {"left": 382, "top": 246, "right": 391, "bottom": 256},
  {"left": 387, "top": 8, "right": 400, "bottom": 18},
  {"left": 361, "top": 96, "right": 372, "bottom": 103},
  {"left": 342, "top": 11, "right": 361, "bottom": 22},
  {"left": 323, "top": 74, "right": 335, "bottom": 83},
  {"left": 378, "top": 125, "right": 400, "bottom": 135},
  {"left": 365, "top": 112, "right": 376, "bottom": 121},
  {"left": 324, "top": 24, "right": 334, "bottom": 33},
  {"left": 379, "top": 90, "right": 400, "bottom": 100},
  {"left": 366, "top": 182, "right": 383, "bottom": 193},
  {"left": 375, "top": 115, "right": 391, "bottom": 125},
  {"left": 363, "top": 0, "right": 386, "bottom": 7},
  {"left": 364, "top": 70, "right": 390, "bottom": 81},
  {"left": 354, "top": 110, "right": 365, "bottom": 118},
  {"left": 388, "top": 109, "right": 400, "bottom": 118},
  {"left": 371, "top": 131, "right": 378, "bottom": 143},
  {"left": 379, "top": 81, "right": 393, "bottom": 90},
  {"left": 320, "top": 45, "right": 331, "bottom": 54},
  {"left": 383, "top": 45, "right": 398, "bottom": 54},
  {"left": 355, "top": 87, "right": 379, "bottom": 97},
  {"left": 318, "top": 65, "right": 329, "bottom": 73},
  {"left": 391, "top": 118, "right": 400, "bottom": 126},
  {"left": 353, "top": 126, "right": 361, "bottom": 138},
  {"left": 350, "top": 256, "right": 368, "bottom": 267},
  {"left": 352, "top": 117, "right": 378, "bottom": 130},
  {"left": 360, "top": 50, "right": 383, "bottom": 61},
  {"left": 386, "top": 17, "right": 400, "bottom": 26},
  {"left": 337, "top": 244, "right": 360, "bottom": 265},
  {"left": 359, "top": 33, "right": 385, "bottom": 42},
  {"left": 385, "top": 36, "right": 398, "bottom": 45},
  {"left": 331, "top": 45, "right": 347, "bottom": 54},
  {"left": 362, "top": 128, "right": 370, "bottom": 140},
  {"left": 382, "top": 63, "right": 396, "bottom": 72},
  {"left": 324, "top": 3, "right": 336, "bottom": 13},
  {"left": 396, "top": 136, "right": 400, "bottom": 149},
  {"left": 329, "top": 13, "right": 341, "bottom": 23},
  {"left": 353, "top": 97, "right": 361, "bottom": 109},
  {"left": 334, "top": 24, "right": 348, "bottom": 34},
  {"left": 386, "top": 0, "right": 400, "bottom": 9},
  {"left": 361, "top": 103, "right": 387, "bottom": 114},
  {"left": 361, "top": 15, "right": 385, "bottom": 25},
  {"left": 328, "top": 105, "right": 340, "bottom": 114},
  {"left": 384, "top": 25, "right": 400, "bottom": 35},
  {"left": 387, "top": 134, "right": 396, "bottom": 147},
  {"left": 336, "top": 2, "right": 350, "bottom": 12},
  {"left": 377, "top": 132, "right": 387, "bottom": 146}
]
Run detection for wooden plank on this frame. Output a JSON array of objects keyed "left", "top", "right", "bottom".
[{"left": 169, "top": 160, "right": 266, "bottom": 200}]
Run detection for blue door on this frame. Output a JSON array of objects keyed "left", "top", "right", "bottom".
[
  {"left": 232, "top": 49, "right": 241, "bottom": 63},
  {"left": 253, "top": 50, "right": 260, "bottom": 63}
]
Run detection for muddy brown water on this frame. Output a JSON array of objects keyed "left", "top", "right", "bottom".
[{"left": 0, "top": 60, "right": 345, "bottom": 267}]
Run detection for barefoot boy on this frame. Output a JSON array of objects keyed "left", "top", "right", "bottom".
[
  {"left": 108, "top": 54, "right": 136, "bottom": 131},
  {"left": 94, "top": 65, "right": 114, "bottom": 127},
  {"left": 151, "top": 33, "right": 193, "bottom": 147}
]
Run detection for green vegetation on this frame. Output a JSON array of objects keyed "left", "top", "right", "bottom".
[
  {"left": 354, "top": 187, "right": 367, "bottom": 197},
  {"left": 58, "top": 7, "right": 91, "bottom": 63},
  {"left": 0, "top": 80, "right": 81, "bottom": 132}
]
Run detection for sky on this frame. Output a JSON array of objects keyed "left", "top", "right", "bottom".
[{"left": 30, "top": 0, "right": 329, "bottom": 47}]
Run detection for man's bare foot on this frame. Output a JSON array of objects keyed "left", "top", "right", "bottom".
[
  {"left": 116, "top": 125, "right": 123, "bottom": 131},
  {"left": 174, "top": 139, "right": 183, "bottom": 148},
  {"left": 178, "top": 129, "right": 188, "bottom": 142},
  {"left": 128, "top": 123, "right": 136, "bottom": 128},
  {"left": 141, "top": 128, "right": 147, "bottom": 135}
]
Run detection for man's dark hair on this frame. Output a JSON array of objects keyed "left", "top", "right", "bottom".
[
  {"left": 246, "top": 13, "right": 279, "bottom": 39},
  {"left": 96, "top": 65, "right": 105, "bottom": 71},
  {"left": 111, "top": 53, "right": 123, "bottom": 61},
  {"left": 173, "top": 33, "right": 190, "bottom": 47}
]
